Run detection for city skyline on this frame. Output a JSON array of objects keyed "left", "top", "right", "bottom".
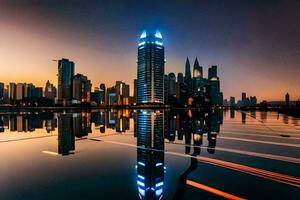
[{"left": 1, "top": 0, "right": 300, "bottom": 101}]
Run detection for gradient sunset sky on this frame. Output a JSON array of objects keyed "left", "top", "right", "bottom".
[{"left": 0, "top": 0, "right": 299, "bottom": 101}]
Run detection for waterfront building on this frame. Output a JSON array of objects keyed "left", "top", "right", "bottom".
[
  {"left": 168, "top": 73, "right": 176, "bottom": 98},
  {"left": 285, "top": 93, "right": 290, "bottom": 107},
  {"left": 192, "top": 58, "right": 203, "bottom": 93},
  {"left": 137, "top": 30, "right": 165, "bottom": 104},
  {"left": 9, "top": 83, "right": 16, "bottom": 101},
  {"left": 34, "top": 87, "right": 43, "bottom": 98},
  {"left": 45, "top": 80, "right": 57, "bottom": 100},
  {"left": 230, "top": 96, "right": 236, "bottom": 107},
  {"left": 72, "top": 73, "right": 92, "bottom": 103},
  {"left": 16, "top": 83, "right": 24, "bottom": 100},
  {"left": 184, "top": 57, "right": 192, "bottom": 94},
  {"left": 0, "top": 82, "right": 4, "bottom": 103},
  {"left": 57, "top": 58, "right": 74, "bottom": 105},
  {"left": 106, "top": 86, "right": 116, "bottom": 106},
  {"left": 177, "top": 73, "right": 184, "bottom": 83}
]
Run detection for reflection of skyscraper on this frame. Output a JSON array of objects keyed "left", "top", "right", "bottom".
[
  {"left": 136, "top": 110, "right": 164, "bottom": 199},
  {"left": 58, "top": 114, "right": 75, "bottom": 156},
  {"left": 137, "top": 30, "right": 165, "bottom": 104}
]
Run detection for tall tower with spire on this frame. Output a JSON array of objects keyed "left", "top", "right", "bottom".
[
  {"left": 184, "top": 57, "right": 192, "bottom": 94},
  {"left": 192, "top": 57, "right": 203, "bottom": 93}
]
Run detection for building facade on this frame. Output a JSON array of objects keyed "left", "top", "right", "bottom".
[{"left": 137, "top": 30, "right": 165, "bottom": 104}]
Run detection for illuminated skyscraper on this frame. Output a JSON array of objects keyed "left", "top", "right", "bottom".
[
  {"left": 57, "top": 58, "right": 74, "bottom": 104},
  {"left": 192, "top": 57, "right": 203, "bottom": 93},
  {"left": 137, "top": 30, "right": 165, "bottom": 104}
]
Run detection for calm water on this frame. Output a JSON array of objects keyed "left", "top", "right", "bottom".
[{"left": 0, "top": 109, "right": 300, "bottom": 200}]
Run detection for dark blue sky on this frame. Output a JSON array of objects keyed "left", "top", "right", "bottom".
[{"left": 0, "top": 0, "right": 299, "bottom": 100}]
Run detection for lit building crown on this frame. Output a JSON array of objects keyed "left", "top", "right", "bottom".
[{"left": 138, "top": 30, "right": 163, "bottom": 46}]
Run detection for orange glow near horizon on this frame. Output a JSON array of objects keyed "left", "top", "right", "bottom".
[{"left": 0, "top": 9, "right": 299, "bottom": 101}]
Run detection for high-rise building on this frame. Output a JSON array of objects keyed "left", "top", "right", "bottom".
[
  {"left": 0, "top": 82, "right": 4, "bottom": 103},
  {"left": 184, "top": 57, "right": 192, "bottom": 94},
  {"left": 16, "top": 83, "right": 24, "bottom": 100},
  {"left": 192, "top": 57, "right": 203, "bottom": 93},
  {"left": 241, "top": 92, "right": 248, "bottom": 107},
  {"left": 208, "top": 65, "right": 217, "bottom": 80},
  {"left": 72, "top": 73, "right": 92, "bottom": 103},
  {"left": 115, "top": 81, "right": 130, "bottom": 105},
  {"left": 250, "top": 96, "right": 257, "bottom": 106},
  {"left": 168, "top": 73, "right": 176, "bottom": 98},
  {"left": 106, "top": 86, "right": 116, "bottom": 106},
  {"left": 24, "top": 83, "right": 35, "bottom": 99},
  {"left": 34, "top": 87, "right": 43, "bottom": 98},
  {"left": 164, "top": 75, "right": 168, "bottom": 105},
  {"left": 137, "top": 30, "right": 165, "bottom": 104},
  {"left": 133, "top": 79, "right": 137, "bottom": 104},
  {"left": 3, "top": 85, "right": 9, "bottom": 103},
  {"left": 230, "top": 96, "right": 236, "bottom": 107},
  {"left": 45, "top": 80, "right": 57, "bottom": 100},
  {"left": 9, "top": 83, "right": 16, "bottom": 101},
  {"left": 99, "top": 83, "right": 106, "bottom": 105},
  {"left": 285, "top": 93, "right": 290, "bottom": 107},
  {"left": 177, "top": 73, "right": 184, "bottom": 83},
  {"left": 58, "top": 58, "right": 74, "bottom": 104}
]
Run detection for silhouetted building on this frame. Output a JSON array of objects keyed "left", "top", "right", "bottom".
[
  {"left": 115, "top": 81, "right": 130, "bottom": 105},
  {"left": 9, "top": 83, "right": 16, "bottom": 101},
  {"left": 177, "top": 73, "right": 184, "bottom": 83},
  {"left": 106, "top": 86, "right": 116, "bottom": 105},
  {"left": 72, "top": 73, "right": 92, "bottom": 103},
  {"left": 0, "top": 82, "right": 4, "bottom": 103},
  {"left": 230, "top": 96, "right": 236, "bottom": 107},
  {"left": 16, "top": 83, "right": 24, "bottom": 100},
  {"left": 99, "top": 83, "right": 106, "bottom": 105},
  {"left": 250, "top": 96, "right": 257, "bottom": 106},
  {"left": 285, "top": 93, "right": 290, "bottom": 107},
  {"left": 57, "top": 58, "right": 74, "bottom": 105},
  {"left": 192, "top": 58, "right": 203, "bottom": 93},
  {"left": 208, "top": 65, "right": 217, "bottom": 80},
  {"left": 168, "top": 73, "right": 176, "bottom": 98},
  {"left": 45, "top": 80, "right": 56, "bottom": 100},
  {"left": 133, "top": 79, "right": 137, "bottom": 104},
  {"left": 34, "top": 87, "right": 43, "bottom": 98},
  {"left": 137, "top": 30, "right": 165, "bottom": 104},
  {"left": 184, "top": 57, "right": 192, "bottom": 94}
]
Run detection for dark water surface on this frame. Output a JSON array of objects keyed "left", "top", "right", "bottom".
[{"left": 0, "top": 109, "right": 299, "bottom": 199}]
